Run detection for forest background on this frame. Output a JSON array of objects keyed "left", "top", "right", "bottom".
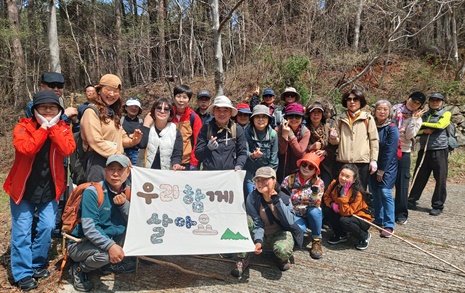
[{"left": 1, "top": 0, "right": 465, "bottom": 173}]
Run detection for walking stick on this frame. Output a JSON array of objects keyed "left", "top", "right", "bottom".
[
  {"left": 352, "top": 214, "right": 465, "bottom": 275},
  {"left": 409, "top": 134, "right": 430, "bottom": 193}
]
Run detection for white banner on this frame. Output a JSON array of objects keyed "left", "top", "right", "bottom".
[{"left": 123, "top": 167, "right": 255, "bottom": 256}]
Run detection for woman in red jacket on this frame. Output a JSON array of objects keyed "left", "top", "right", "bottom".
[{"left": 3, "top": 90, "right": 76, "bottom": 291}]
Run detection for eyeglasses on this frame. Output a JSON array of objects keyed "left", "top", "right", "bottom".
[
  {"left": 156, "top": 106, "right": 170, "bottom": 112},
  {"left": 284, "top": 93, "right": 296, "bottom": 98},
  {"left": 46, "top": 82, "right": 64, "bottom": 89},
  {"left": 103, "top": 86, "right": 120, "bottom": 94},
  {"left": 300, "top": 162, "right": 315, "bottom": 170},
  {"left": 286, "top": 114, "right": 303, "bottom": 120},
  {"left": 346, "top": 97, "right": 360, "bottom": 103},
  {"left": 37, "top": 105, "right": 59, "bottom": 112}
]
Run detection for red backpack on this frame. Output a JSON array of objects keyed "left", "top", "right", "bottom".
[{"left": 61, "top": 182, "right": 131, "bottom": 234}]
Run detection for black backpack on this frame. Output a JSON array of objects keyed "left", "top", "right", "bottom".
[
  {"left": 446, "top": 122, "right": 458, "bottom": 152},
  {"left": 69, "top": 104, "right": 99, "bottom": 185}
]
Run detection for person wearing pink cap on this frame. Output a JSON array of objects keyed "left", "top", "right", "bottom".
[
  {"left": 276, "top": 102, "right": 310, "bottom": 182},
  {"left": 281, "top": 152, "right": 325, "bottom": 259},
  {"left": 235, "top": 103, "right": 252, "bottom": 127}
]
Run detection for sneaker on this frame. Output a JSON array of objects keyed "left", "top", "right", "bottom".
[
  {"left": 396, "top": 218, "right": 408, "bottom": 225},
  {"left": 327, "top": 234, "right": 348, "bottom": 245},
  {"left": 310, "top": 239, "right": 323, "bottom": 259},
  {"left": 101, "top": 260, "right": 136, "bottom": 274},
  {"left": 33, "top": 268, "right": 50, "bottom": 279},
  {"left": 356, "top": 232, "right": 372, "bottom": 250},
  {"left": 407, "top": 201, "right": 417, "bottom": 210},
  {"left": 276, "top": 260, "right": 291, "bottom": 271},
  {"left": 429, "top": 208, "right": 442, "bottom": 216},
  {"left": 70, "top": 263, "right": 93, "bottom": 292},
  {"left": 18, "top": 276, "right": 38, "bottom": 291},
  {"left": 230, "top": 258, "right": 249, "bottom": 278},
  {"left": 380, "top": 228, "right": 394, "bottom": 238}
]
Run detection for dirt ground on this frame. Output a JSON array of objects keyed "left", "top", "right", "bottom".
[{"left": 1, "top": 183, "right": 465, "bottom": 293}]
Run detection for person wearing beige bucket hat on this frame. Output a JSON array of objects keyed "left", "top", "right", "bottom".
[
  {"left": 281, "top": 152, "right": 325, "bottom": 259},
  {"left": 195, "top": 95, "right": 247, "bottom": 171},
  {"left": 80, "top": 74, "right": 142, "bottom": 182}
]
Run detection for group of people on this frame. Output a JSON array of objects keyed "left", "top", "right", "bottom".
[{"left": 4, "top": 71, "right": 453, "bottom": 290}]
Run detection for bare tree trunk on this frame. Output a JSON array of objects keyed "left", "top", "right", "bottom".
[
  {"left": 6, "top": 0, "right": 26, "bottom": 109},
  {"left": 158, "top": 0, "right": 166, "bottom": 79},
  {"left": 449, "top": 4, "right": 458, "bottom": 66},
  {"left": 92, "top": 0, "right": 100, "bottom": 77},
  {"left": 48, "top": 0, "right": 61, "bottom": 72},
  {"left": 212, "top": 0, "right": 223, "bottom": 96},
  {"left": 115, "top": 0, "right": 123, "bottom": 79},
  {"left": 353, "top": 0, "right": 364, "bottom": 53}
]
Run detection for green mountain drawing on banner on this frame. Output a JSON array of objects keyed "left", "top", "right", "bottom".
[{"left": 221, "top": 228, "right": 248, "bottom": 240}]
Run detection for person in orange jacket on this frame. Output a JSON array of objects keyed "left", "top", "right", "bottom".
[
  {"left": 323, "top": 164, "right": 373, "bottom": 250},
  {"left": 3, "top": 90, "right": 76, "bottom": 291}
]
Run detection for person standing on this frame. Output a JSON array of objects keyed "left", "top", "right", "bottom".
[
  {"left": 121, "top": 97, "right": 143, "bottom": 165},
  {"left": 195, "top": 90, "right": 213, "bottom": 125},
  {"left": 4, "top": 90, "right": 75, "bottom": 291},
  {"left": 369, "top": 100, "right": 399, "bottom": 237},
  {"left": 329, "top": 89, "right": 379, "bottom": 190},
  {"left": 172, "top": 84, "right": 202, "bottom": 169},
  {"left": 392, "top": 92, "right": 426, "bottom": 224},
  {"left": 195, "top": 95, "right": 247, "bottom": 171},
  {"left": 235, "top": 103, "right": 252, "bottom": 128},
  {"left": 408, "top": 93, "right": 451, "bottom": 216}
]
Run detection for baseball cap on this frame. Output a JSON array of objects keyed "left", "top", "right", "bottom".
[
  {"left": 96, "top": 74, "right": 122, "bottom": 90},
  {"left": 262, "top": 88, "right": 275, "bottom": 96},
  {"left": 409, "top": 92, "right": 426, "bottom": 104},
  {"left": 252, "top": 166, "right": 276, "bottom": 182},
  {"left": 126, "top": 97, "right": 141, "bottom": 108},
  {"left": 106, "top": 154, "right": 131, "bottom": 168},
  {"left": 236, "top": 103, "right": 252, "bottom": 115},
  {"left": 197, "top": 90, "right": 212, "bottom": 99}
]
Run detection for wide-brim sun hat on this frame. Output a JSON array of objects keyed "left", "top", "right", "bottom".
[
  {"left": 280, "top": 87, "right": 301, "bottom": 102},
  {"left": 207, "top": 95, "right": 238, "bottom": 117},
  {"left": 251, "top": 104, "right": 271, "bottom": 118},
  {"left": 296, "top": 152, "right": 321, "bottom": 175}
]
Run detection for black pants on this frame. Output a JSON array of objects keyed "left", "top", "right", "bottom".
[
  {"left": 408, "top": 148, "right": 448, "bottom": 210},
  {"left": 323, "top": 205, "right": 371, "bottom": 241},
  {"left": 395, "top": 152, "right": 410, "bottom": 221}
]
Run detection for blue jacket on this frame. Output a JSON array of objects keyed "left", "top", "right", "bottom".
[
  {"left": 370, "top": 121, "right": 399, "bottom": 188},
  {"left": 246, "top": 188, "right": 303, "bottom": 248},
  {"left": 71, "top": 181, "right": 130, "bottom": 251},
  {"left": 243, "top": 125, "right": 279, "bottom": 183}
]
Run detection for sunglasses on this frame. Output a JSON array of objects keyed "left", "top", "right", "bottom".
[
  {"left": 156, "top": 106, "right": 170, "bottom": 112},
  {"left": 46, "top": 82, "right": 64, "bottom": 89},
  {"left": 284, "top": 93, "right": 296, "bottom": 98},
  {"left": 286, "top": 114, "right": 303, "bottom": 120},
  {"left": 300, "top": 162, "right": 315, "bottom": 170},
  {"left": 345, "top": 97, "right": 360, "bottom": 102}
]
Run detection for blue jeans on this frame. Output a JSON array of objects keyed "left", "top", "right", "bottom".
[
  {"left": 295, "top": 206, "right": 322, "bottom": 238},
  {"left": 10, "top": 198, "right": 57, "bottom": 282},
  {"left": 125, "top": 148, "right": 139, "bottom": 165},
  {"left": 370, "top": 184, "right": 395, "bottom": 229}
]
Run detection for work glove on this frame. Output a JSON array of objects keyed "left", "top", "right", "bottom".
[
  {"left": 47, "top": 111, "right": 62, "bottom": 128},
  {"left": 207, "top": 139, "right": 219, "bottom": 151},
  {"left": 34, "top": 110, "right": 49, "bottom": 126},
  {"left": 369, "top": 160, "right": 378, "bottom": 174},
  {"left": 331, "top": 202, "right": 340, "bottom": 213}
]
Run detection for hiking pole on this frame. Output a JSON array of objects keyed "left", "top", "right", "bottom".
[
  {"left": 409, "top": 134, "right": 430, "bottom": 193},
  {"left": 352, "top": 214, "right": 465, "bottom": 275}
]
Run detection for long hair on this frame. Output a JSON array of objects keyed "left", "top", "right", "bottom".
[
  {"left": 339, "top": 164, "right": 365, "bottom": 203},
  {"left": 95, "top": 87, "right": 123, "bottom": 129}
]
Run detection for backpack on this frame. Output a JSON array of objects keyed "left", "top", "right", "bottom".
[
  {"left": 69, "top": 104, "right": 99, "bottom": 185},
  {"left": 207, "top": 121, "right": 237, "bottom": 141},
  {"left": 445, "top": 122, "right": 458, "bottom": 152},
  {"left": 61, "top": 182, "right": 131, "bottom": 234}
]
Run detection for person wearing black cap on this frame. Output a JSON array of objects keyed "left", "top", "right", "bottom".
[
  {"left": 392, "top": 91, "right": 427, "bottom": 224},
  {"left": 195, "top": 90, "right": 213, "bottom": 125},
  {"left": 408, "top": 93, "right": 451, "bottom": 216},
  {"left": 25, "top": 72, "right": 79, "bottom": 126},
  {"left": 3, "top": 90, "right": 76, "bottom": 291}
]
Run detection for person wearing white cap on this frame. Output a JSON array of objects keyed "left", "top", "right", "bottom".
[
  {"left": 122, "top": 97, "right": 143, "bottom": 165},
  {"left": 195, "top": 95, "right": 247, "bottom": 171}
]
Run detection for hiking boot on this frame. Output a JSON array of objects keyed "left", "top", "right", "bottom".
[
  {"left": 429, "top": 209, "right": 442, "bottom": 216},
  {"left": 18, "top": 276, "right": 38, "bottom": 291},
  {"left": 70, "top": 263, "right": 93, "bottom": 292},
  {"left": 230, "top": 257, "right": 249, "bottom": 278},
  {"left": 407, "top": 201, "right": 417, "bottom": 210},
  {"left": 396, "top": 218, "right": 408, "bottom": 225},
  {"left": 276, "top": 260, "right": 291, "bottom": 271},
  {"left": 380, "top": 227, "right": 394, "bottom": 238},
  {"left": 310, "top": 238, "right": 323, "bottom": 259},
  {"left": 327, "top": 234, "right": 348, "bottom": 245},
  {"left": 101, "top": 260, "right": 136, "bottom": 274},
  {"left": 33, "top": 267, "right": 50, "bottom": 279},
  {"left": 356, "top": 232, "right": 372, "bottom": 250}
]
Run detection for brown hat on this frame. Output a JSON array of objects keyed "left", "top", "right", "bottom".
[
  {"left": 96, "top": 74, "right": 122, "bottom": 90},
  {"left": 252, "top": 167, "right": 276, "bottom": 182}
]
